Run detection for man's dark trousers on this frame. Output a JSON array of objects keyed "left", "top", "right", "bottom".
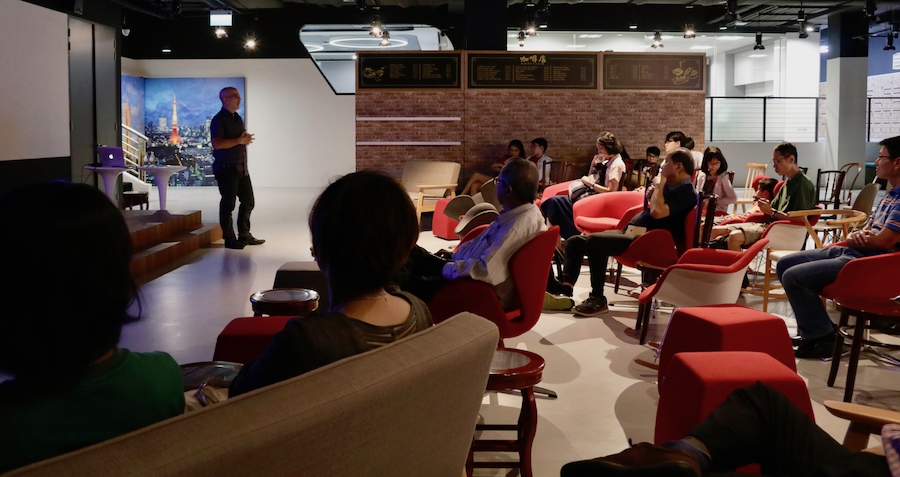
[{"left": 215, "top": 165, "right": 254, "bottom": 241}]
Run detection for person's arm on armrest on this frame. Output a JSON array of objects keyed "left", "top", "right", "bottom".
[{"left": 847, "top": 227, "right": 900, "bottom": 251}]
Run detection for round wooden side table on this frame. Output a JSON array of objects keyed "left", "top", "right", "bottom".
[
  {"left": 828, "top": 296, "right": 900, "bottom": 402},
  {"left": 250, "top": 288, "right": 319, "bottom": 316},
  {"left": 467, "top": 348, "right": 544, "bottom": 477}
]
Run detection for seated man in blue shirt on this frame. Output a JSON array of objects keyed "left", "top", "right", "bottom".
[
  {"left": 778, "top": 135, "right": 900, "bottom": 359},
  {"left": 557, "top": 148, "right": 699, "bottom": 316}
]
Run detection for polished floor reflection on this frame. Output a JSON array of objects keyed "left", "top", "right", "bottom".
[{"left": 124, "top": 186, "right": 899, "bottom": 477}]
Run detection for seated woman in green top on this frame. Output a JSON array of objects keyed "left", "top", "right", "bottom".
[
  {"left": 230, "top": 171, "right": 433, "bottom": 396},
  {"left": 0, "top": 182, "right": 185, "bottom": 473}
]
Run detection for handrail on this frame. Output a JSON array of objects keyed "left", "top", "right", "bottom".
[{"left": 122, "top": 123, "right": 148, "bottom": 141}]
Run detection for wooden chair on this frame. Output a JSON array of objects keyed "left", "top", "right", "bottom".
[
  {"left": 541, "top": 160, "right": 575, "bottom": 190},
  {"left": 732, "top": 162, "right": 768, "bottom": 214},
  {"left": 740, "top": 221, "right": 810, "bottom": 312},
  {"left": 399, "top": 160, "right": 461, "bottom": 223},
  {"left": 786, "top": 208, "right": 868, "bottom": 248},
  {"left": 813, "top": 182, "right": 879, "bottom": 244},
  {"left": 838, "top": 162, "right": 863, "bottom": 206},
  {"left": 825, "top": 400, "right": 900, "bottom": 452},
  {"left": 815, "top": 168, "right": 847, "bottom": 210}
]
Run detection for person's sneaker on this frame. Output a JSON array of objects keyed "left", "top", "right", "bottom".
[
  {"left": 794, "top": 333, "right": 838, "bottom": 359},
  {"left": 239, "top": 235, "right": 266, "bottom": 246},
  {"left": 561, "top": 442, "right": 701, "bottom": 477},
  {"left": 791, "top": 335, "right": 803, "bottom": 347},
  {"left": 573, "top": 295, "right": 609, "bottom": 317},
  {"left": 543, "top": 292, "right": 575, "bottom": 311},
  {"left": 224, "top": 238, "right": 245, "bottom": 250},
  {"left": 547, "top": 276, "right": 574, "bottom": 297}
]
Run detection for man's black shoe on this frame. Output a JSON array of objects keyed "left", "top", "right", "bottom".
[
  {"left": 240, "top": 235, "right": 266, "bottom": 246},
  {"left": 795, "top": 333, "right": 838, "bottom": 359},
  {"left": 224, "top": 238, "right": 245, "bottom": 250},
  {"left": 791, "top": 335, "right": 803, "bottom": 347},
  {"left": 573, "top": 295, "right": 609, "bottom": 317}
]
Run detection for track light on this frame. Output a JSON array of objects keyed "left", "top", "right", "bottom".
[
  {"left": 525, "top": 22, "right": 537, "bottom": 36},
  {"left": 121, "top": 15, "right": 130, "bottom": 37},
  {"left": 369, "top": 17, "right": 383, "bottom": 38},
  {"left": 865, "top": 0, "right": 877, "bottom": 18},
  {"left": 886, "top": 32, "right": 896, "bottom": 50},
  {"left": 799, "top": 22, "right": 809, "bottom": 38},
  {"left": 719, "top": 23, "right": 728, "bottom": 31},
  {"left": 518, "top": 29, "right": 526, "bottom": 47},
  {"left": 629, "top": 21, "right": 638, "bottom": 29},
  {"left": 244, "top": 38, "right": 256, "bottom": 49},
  {"left": 652, "top": 31, "right": 664, "bottom": 49},
  {"left": 797, "top": 9, "right": 806, "bottom": 22},
  {"left": 684, "top": 24, "right": 695, "bottom": 39},
  {"left": 380, "top": 30, "right": 391, "bottom": 46},
  {"left": 215, "top": 27, "right": 227, "bottom": 39},
  {"left": 754, "top": 32, "right": 765, "bottom": 50}
]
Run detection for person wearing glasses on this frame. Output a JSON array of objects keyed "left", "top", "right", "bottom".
[
  {"left": 708, "top": 142, "right": 815, "bottom": 252},
  {"left": 398, "top": 159, "right": 546, "bottom": 311},
  {"left": 211, "top": 87, "right": 264, "bottom": 250},
  {"left": 778, "top": 136, "right": 900, "bottom": 359}
]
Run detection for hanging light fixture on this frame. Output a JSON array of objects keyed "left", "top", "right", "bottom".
[
  {"left": 518, "top": 29, "right": 526, "bottom": 47},
  {"left": 215, "top": 27, "right": 227, "bottom": 39},
  {"left": 799, "top": 23, "right": 809, "bottom": 38},
  {"left": 684, "top": 24, "right": 696, "bottom": 39},
  {"left": 886, "top": 32, "right": 896, "bottom": 50},
  {"left": 754, "top": 32, "right": 765, "bottom": 50},
  {"left": 380, "top": 30, "right": 391, "bottom": 46},
  {"left": 652, "top": 31, "right": 664, "bottom": 48},
  {"left": 525, "top": 21, "right": 537, "bottom": 36},
  {"left": 369, "top": 16, "right": 383, "bottom": 38},
  {"left": 629, "top": 21, "right": 638, "bottom": 29}
]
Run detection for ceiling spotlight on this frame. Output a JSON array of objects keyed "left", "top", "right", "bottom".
[
  {"left": 161, "top": 48, "right": 172, "bottom": 53},
  {"left": 684, "top": 24, "right": 696, "bottom": 39},
  {"left": 369, "top": 17, "right": 383, "bottom": 38},
  {"left": 652, "top": 30, "right": 664, "bottom": 48},
  {"left": 797, "top": 9, "right": 806, "bottom": 22},
  {"left": 719, "top": 23, "right": 728, "bottom": 30},
  {"left": 724, "top": 0, "right": 737, "bottom": 22},
  {"left": 629, "top": 21, "right": 638, "bottom": 29},
  {"left": 215, "top": 27, "right": 227, "bottom": 39},
  {"left": 886, "top": 32, "right": 896, "bottom": 50},
  {"left": 121, "top": 15, "right": 130, "bottom": 37},
  {"left": 518, "top": 29, "right": 526, "bottom": 47},
  {"left": 525, "top": 22, "right": 537, "bottom": 36},
  {"left": 754, "top": 32, "right": 765, "bottom": 50},
  {"left": 799, "top": 26, "right": 809, "bottom": 38},
  {"left": 380, "top": 30, "right": 391, "bottom": 46},
  {"left": 356, "top": 0, "right": 367, "bottom": 11},
  {"left": 245, "top": 38, "right": 256, "bottom": 49}
]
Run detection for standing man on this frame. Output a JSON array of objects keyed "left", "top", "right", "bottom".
[{"left": 211, "top": 87, "right": 264, "bottom": 250}]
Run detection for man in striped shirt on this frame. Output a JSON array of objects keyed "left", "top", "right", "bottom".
[{"left": 777, "top": 135, "right": 900, "bottom": 359}]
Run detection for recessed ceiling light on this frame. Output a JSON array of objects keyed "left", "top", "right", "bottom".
[
  {"left": 689, "top": 45, "right": 714, "bottom": 50},
  {"left": 820, "top": 45, "right": 829, "bottom": 53},
  {"left": 161, "top": 48, "right": 171, "bottom": 53}
]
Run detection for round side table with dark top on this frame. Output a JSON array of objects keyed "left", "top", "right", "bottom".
[
  {"left": 250, "top": 288, "right": 319, "bottom": 317},
  {"left": 467, "top": 348, "right": 544, "bottom": 477},
  {"left": 828, "top": 296, "right": 900, "bottom": 402},
  {"left": 180, "top": 361, "right": 243, "bottom": 392}
]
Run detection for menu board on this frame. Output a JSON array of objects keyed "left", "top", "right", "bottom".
[
  {"left": 468, "top": 53, "right": 596, "bottom": 89},
  {"left": 603, "top": 53, "right": 705, "bottom": 91},
  {"left": 357, "top": 53, "right": 461, "bottom": 88}
]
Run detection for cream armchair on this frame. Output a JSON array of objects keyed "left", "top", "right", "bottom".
[{"left": 400, "top": 160, "right": 461, "bottom": 222}]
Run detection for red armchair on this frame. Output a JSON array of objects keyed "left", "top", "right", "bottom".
[
  {"left": 634, "top": 238, "right": 770, "bottom": 344},
  {"left": 535, "top": 181, "right": 573, "bottom": 207},
  {"left": 572, "top": 190, "right": 645, "bottom": 235},
  {"left": 428, "top": 226, "right": 560, "bottom": 345}
]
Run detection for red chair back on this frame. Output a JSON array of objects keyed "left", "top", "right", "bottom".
[{"left": 508, "top": 226, "right": 561, "bottom": 331}]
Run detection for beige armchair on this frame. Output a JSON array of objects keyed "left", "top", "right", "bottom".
[{"left": 400, "top": 161, "right": 461, "bottom": 222}]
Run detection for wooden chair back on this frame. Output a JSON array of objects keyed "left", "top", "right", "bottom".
[
  {"left": 838, "top": 162, "right": 863, "bottom": 206},
  {"left": 815, "top": 168, "right": 847, "bottom": 210},
  {"left": 742, "top": 163, "right": 768, "bottom": 200},
  {"left": 541, "top": 160, "right": 575, "bottom": 189}
]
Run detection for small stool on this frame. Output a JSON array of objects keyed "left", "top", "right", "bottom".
[
  {"left": 432, "top": 197, "right": 459, "bottom": 240},
  {"left": 468, "top": 348, "right": 544, "bottom": 477},
  {"left": 658, "top": 305, "right": 796, "bottom": 379},
  {"left": 250, "top": 288, "right": 319, "bottom": 317},
  {"left": 828, "top": 296, "right": 900, "bottom": 402},
  {"left": 656, "top": 351, "right": 813, "bottom": 445},
  {"left": 272, "top": 262, "right": 330, "bottom": 312},
  {"left": 180, "top": 361, "right": 243, "bottom": 392},
  {"left": 213, "top": 316, "right": 294, "bottom": 363}
]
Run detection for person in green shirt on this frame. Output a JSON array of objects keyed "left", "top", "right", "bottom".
[
  {"left": 0, "top": 182, "right": 185, "bottom": 473},
  {"left": 709, "top": 142, "right": 816, "bottom": 251}
]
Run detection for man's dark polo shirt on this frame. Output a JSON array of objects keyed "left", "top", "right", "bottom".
[{"left": 210, "top": 108, "right": 248, "bottom": 176}]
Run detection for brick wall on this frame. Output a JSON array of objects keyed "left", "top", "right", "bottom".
[{"left": 356, "top": 53, "right": 706, "bottom": 185}]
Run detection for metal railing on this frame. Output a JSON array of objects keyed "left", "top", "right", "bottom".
[
  {"left": 706, "top": 96, "right": 900, "bottom": 143},
  {"left": 122, "top": 124, "right": 147, "bottom": 180}
]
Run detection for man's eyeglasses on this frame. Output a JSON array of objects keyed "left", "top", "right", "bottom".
[{"left": 877, "top": 154, "right": 894, "bottom": 161}]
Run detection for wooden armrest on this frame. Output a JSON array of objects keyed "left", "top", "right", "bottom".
[
  {"left": 786, "top": 209, "right": 866, "bottom": 219},
  {"left": 825, "top": 400, "right": 900, "bottom": 428},
  {"left": 416, "top": 183, "right": 458, "bottom": 190}
]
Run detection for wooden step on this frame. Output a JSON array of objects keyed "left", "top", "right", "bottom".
[{"left": 124, "top": 209, "right": 221, "bottom": 277}]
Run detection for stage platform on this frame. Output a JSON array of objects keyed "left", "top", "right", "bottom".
[{"left": 123, "top": 210, "right": 222, "bottom": 277}]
